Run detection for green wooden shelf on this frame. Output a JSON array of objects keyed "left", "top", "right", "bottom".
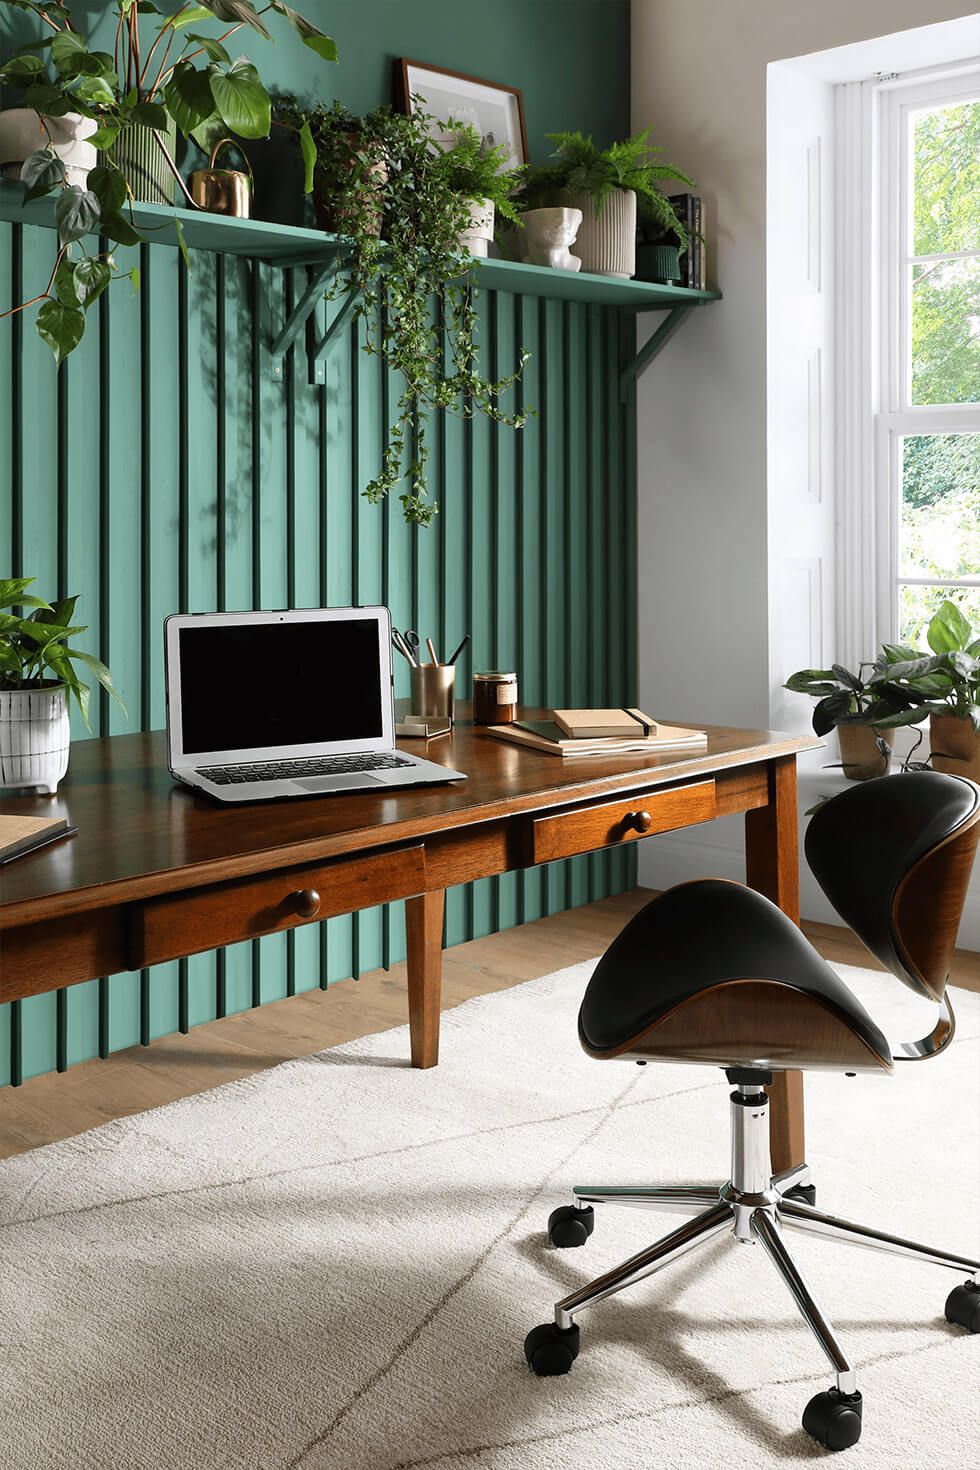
[{"left": 0, "top": 180, "right": 721, "bottom": 386}]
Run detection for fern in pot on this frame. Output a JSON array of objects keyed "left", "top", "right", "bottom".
[
  {"left": 520, "top": 128, "right": 693, "bottom": 279},
  {"left": 430, "top": 122, "right": 523, "bottom": 258},
  {"left": 0, "top": 578, "right": 124, "bottom": 794}
]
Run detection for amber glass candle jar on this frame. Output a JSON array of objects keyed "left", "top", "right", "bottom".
[{"left": 473, "top": 670, "right": 518, "bottom": 724}]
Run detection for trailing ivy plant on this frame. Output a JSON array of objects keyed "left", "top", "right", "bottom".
[
  {"left": 0, "top": 0, "right": 333, "bottom": 361},
  {"left": 519, "top": 127, "right": 694, "bottom": 244},
  {"left": 0, "top": 576, "right": 125, "bottom": 727},
  {"left": 304, "top": 101, "right": 529, "bottom": 526}
]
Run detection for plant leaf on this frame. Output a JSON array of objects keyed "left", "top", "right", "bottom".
[
  {"left": 73, "top": 257, "right": 112, "bottom": 307},
  {"left": 165, "top": 60, "right": 218, "bottom": 136},
  {"left": 66, "top": 647, "right": 127, "bottom": 712},
  {"left": 927, "top": 599, "right": 972, "bottom": 654},
  {"left": 20, "top": 147, "right": 66, "bottom": 202},
  {"left": 208, "top": 58, "right": 271, "bottom": 139},
  {"left": 812, "top": 692, "right": 852, "bottom": 736},
  {"left": 130, "top": 100, "right": 170, "bottom": 130},
  {"left": 198, "top": 0, "right": 271, "bottom": 37},
  {"left": 182, "top": 32, "right": 231, "bottom": 64},
  {"left": 298, "top": 118, "right": 316, "bottom": 194},
  {"left": 36, "top": 299, "right": 86, "bottom": 365},
  {"left": 54, "top": 185, "right": 101, "bottom": 245},
  {"left": 269, "top": 1, "right": 338, "bottom": 61},
  {"left": 87, "top": 163, "right": 128, "bottom": 216},
  {"left": 165, "top": 4, "right": 214, "bottom": 26},
  {"left": 101, "top": 210, "right": 143, "bottom": 247}
]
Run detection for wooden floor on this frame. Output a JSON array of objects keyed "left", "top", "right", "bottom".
[{"left": 2, "top": 886, "right": 978, "bottom": 1160}]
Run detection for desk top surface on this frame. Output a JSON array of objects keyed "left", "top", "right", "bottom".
[{"left": 0, "top": 711, "right": 818, "bottom": 924}]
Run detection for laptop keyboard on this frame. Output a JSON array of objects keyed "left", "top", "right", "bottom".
[{"left": 196, "top": 752, "right": 414, "bottom": 786}]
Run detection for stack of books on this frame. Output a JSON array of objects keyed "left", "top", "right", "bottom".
[
  {"left": 637, "top": 193, "right": 705, "bottom": 290},
  {"left": 485, "top": 708, "right": 708, "bottom": 758}
]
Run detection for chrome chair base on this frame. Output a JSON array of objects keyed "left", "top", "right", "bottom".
[{"left": 528, "top": 1084, "right": 980, "bottom": 1449}]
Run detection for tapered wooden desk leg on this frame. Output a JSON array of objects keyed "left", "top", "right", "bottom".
[
  {"left": 406, "top": 889, "right": 446, "bottom": 1069},
  {"left": 745, "top": 755, "right": 805, "bottom": 1175}
]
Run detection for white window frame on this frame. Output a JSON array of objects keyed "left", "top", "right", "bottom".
[{"left": 836, "top": 60, "right": 980, "bottom": 667}]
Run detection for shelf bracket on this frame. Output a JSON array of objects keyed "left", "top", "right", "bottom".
[
  {"left": 268, "top": 261, "right": 337, "bottom": 379},
  {"left": 307, "top": 289, "right": 359, "bottom": 386},
  {"left": 619, "top": 305, "right": 695, "bottom": 400}
]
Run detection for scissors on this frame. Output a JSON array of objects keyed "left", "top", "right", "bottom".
[{"left": 392, "top": 627, "right": 422, "bottom": 667}]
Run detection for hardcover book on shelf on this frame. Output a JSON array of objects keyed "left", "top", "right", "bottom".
[{"left": 485, "top": 720, "right": 707, "bottom": 758}]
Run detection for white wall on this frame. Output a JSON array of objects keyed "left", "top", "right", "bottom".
[{"left": 632, "top": 1, "right": 980, "bottom": 944}]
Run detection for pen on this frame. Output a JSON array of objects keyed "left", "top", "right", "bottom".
[
  {"left": 447, "top": 633, "right": 470, "bottom": 665},
  {"left": 425, "top": 636, "right": 439, "bottom": 666}
]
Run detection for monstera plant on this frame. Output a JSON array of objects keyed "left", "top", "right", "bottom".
[{"left": 0, "top": 0, "right": 334, "bottom": 361}]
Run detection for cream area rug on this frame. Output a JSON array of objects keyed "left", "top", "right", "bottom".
[{"left": 0, "top": 959, "right": 977, "bottom": 1470}]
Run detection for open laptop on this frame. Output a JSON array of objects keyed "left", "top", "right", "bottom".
[{"left": 164, "top": 606, "right": 465, "bottom": 804}]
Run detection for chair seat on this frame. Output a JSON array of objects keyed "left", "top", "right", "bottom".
[{"left": 578, "top": 880, "right": 893, "bottom": 1073}]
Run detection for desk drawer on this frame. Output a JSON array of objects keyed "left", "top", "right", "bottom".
[
  {"left": 528, "top": 780, "right": 716, "bottom": 865},
  {"left": 129, "top": 843, "right": 425, "bottom": 969}
]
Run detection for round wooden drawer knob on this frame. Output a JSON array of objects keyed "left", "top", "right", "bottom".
[
  {"left": 292, "top": 888, "right": 321, "bottom": 919},
  {"left": 625, "top": 810, "right": 653, "bottom": 834}
]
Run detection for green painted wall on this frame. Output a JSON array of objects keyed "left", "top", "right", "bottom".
[{"left": 0, "top": 1, "right": 635, "bottom": 1086}]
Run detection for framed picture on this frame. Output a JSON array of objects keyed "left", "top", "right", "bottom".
[{"left": 395, "top": 59, "right": 529, "bottom": 168}]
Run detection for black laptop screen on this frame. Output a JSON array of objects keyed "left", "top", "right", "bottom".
[{"left": 177, "top": 618, "right": 385, "bottom": 755}]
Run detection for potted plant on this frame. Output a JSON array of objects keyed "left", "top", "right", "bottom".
[
  {"left": 519, "top": 128, "right": 694, "bottom": 279},
  {"left": 301, "top": 101, "right": 529, "bottom": 526},
  {"left": 784, "top": 661, "right": 922, "bottom": 780},
  {"left": 870, "top": 601, "right": 980, "bottom": 781},
  {"left": 0, "top": 0, "right": 333, "bottom": 362},
  {"left": 0, "top": 577, "right": 124, "bottom": 794},
  {"left": 430, "top": 122, "right": 523, "bottom": 258}
]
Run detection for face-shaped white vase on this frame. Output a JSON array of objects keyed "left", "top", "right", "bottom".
[{"left": 520, "top": 207, "right": 583, "bottom": 271}]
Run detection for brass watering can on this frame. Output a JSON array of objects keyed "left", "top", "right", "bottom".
[{"left": 191, "top": 138, "right": 254, "bottom": 218}]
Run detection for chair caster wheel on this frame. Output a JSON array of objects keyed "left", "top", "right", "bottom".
[
  {"left": 524, "top": 1321, "right": 580, "bottom": 1376},
  {"left": 945, "top": 1281, "right": 980, "bottom": 1333},
  {"left": 802, "top": 1388, "right": 863, "bottom": 1451},
  {"left": 784, "top": 1182, "right": 817, "bottom": 1206},
  {"left": 548, "top": 1203, "right": 594, "bottom": 1248}
]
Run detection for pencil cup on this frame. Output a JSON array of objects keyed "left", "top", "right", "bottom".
[{"left": 410, "top": 664, "right": 456, "bottom": 723}]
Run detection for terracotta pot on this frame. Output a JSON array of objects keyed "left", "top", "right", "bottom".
[
  {"left": 0, "top": 684, "right": 70, "bottom": 795},
  {"left": 0, "top": 108, "right": 97, "bottom": 187},
  {"left": 313, "top": 136, "right": 388, "bottom": 236},
  {"left": 929, "top": 712, "right": 980, "bottom": 782},
  {"left": 837, "top": 722, "right": 894, "bottom": 781},
  {"left": 458, "top": 197, "right": 495, "bottom": 257},
  {"left": 560, "top": 186, "right": 637, "bottom": 278}
]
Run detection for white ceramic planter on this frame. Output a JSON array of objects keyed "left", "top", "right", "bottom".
[
  {"left": 562, "top": 187, "right": 637, "bottom": 278},
  {"left": 520, "top": 206, "right": 583, "bottom": 271},
  {"left": 0, "top": 109, "right": 97, "bottom": 188},
  {"left": 458, "top": 198, "right": 495, "bottom": 257},
  {"left": 0, "top": 685, "right": 71, "bottom": 795}
]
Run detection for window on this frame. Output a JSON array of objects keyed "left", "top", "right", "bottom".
[{"left": 877, "top": 71, "right": 980, "bottom": 646}]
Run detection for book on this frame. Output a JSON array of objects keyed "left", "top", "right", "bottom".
[
  {"left": 485, "top": 720, "right": 708, "bottom": 758},
  {"left": 0, "top": 813, "right": 75, "bottom": 865},
  {"left": 553, "top": 708, "right": 659, "bottom": 739},
  {"left": 665, "top": 192, "right": 702, "bottom": 289}
]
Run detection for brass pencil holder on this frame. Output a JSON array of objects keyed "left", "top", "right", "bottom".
[{"left": 410, "top": 664, "right": 456, "bottom": 724}]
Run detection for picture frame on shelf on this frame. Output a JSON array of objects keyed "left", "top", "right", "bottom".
[{"left": 394, "top": 59, "right": 529, "bottom": 167}]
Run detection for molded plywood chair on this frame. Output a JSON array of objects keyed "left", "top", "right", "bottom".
[{"left": 523, "top": 771, "right": 980, "bottom": 1451}]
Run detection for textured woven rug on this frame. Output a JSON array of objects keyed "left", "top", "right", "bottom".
[{"left": 0, "top": 959, "right": 976, "bottom": 1469}]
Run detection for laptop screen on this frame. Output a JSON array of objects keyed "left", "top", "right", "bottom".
[{"left": 177, "top": 617, "right": 385, "bottom": 756}]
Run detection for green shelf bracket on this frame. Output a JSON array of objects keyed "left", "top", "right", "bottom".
[
  {"left": 619, "top": 304, "right": 696, "bottom": 400},
  {"left": 307, "top": 289, "right": 359, "bottom": 386},
  {"left": 268, "top": 261, "right": 337, "bottom": 379}
]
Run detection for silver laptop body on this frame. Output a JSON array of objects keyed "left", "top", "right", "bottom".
[{"left": 164, "top": 606, "right": 465, "bottom": 804}]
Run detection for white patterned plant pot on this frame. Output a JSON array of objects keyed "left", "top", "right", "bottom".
[
  {"left": 562, "top": 186, "right": 637, "bottom": 278},
  {"left": 458, "top": 198, "right": 495, "bottom": 258},
  {"left": 0, "top": 109, "right": 97, "bottom": 188},
  {"left": 0, "top": 685, "right": 71, "bottom": 795}
]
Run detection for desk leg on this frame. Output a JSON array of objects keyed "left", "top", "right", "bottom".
[
  {"left": 745, "top": 755, "right": 806, "bottom": 1176},
  {"left": 406, "top": 889, "right": 445, "bottom": 1069}
]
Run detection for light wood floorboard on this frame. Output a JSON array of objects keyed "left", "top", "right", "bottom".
[{"left": 1, "top": 887, "right": 977, "bottom": 1160}]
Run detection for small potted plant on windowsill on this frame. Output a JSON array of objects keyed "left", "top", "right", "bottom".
[
  {"left": 0, "top": 577, "right": 125, "bottom": 794},
  {"left": 517, "top": 128, "right": 694, "bottom": 279},
  {"left": 784, "top": 660, "right": 923, "bottom": 780},
  {"left": 869, "top": 601, "right": 980, "bottom": 782}
]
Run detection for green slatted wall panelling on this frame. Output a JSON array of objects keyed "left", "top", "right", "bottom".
[{"left": 0, "top": 0, "right": 634, "bottom": 1085}]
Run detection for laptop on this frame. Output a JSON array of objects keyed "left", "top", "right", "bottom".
[{"left": 164, "top": 606, "right": 466, "bottom": 804}]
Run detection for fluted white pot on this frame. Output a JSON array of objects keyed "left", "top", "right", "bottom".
[
  {"left": 0, "top": 109, "right": 97, "bottom": 188},
  {"left": 458, "top": 198, "right": 495, "bottom": 257},
  {"left": 562, "top": 187, "right": 637, "bottom": 278},
  {"left": 0, "top": 685, "right": 71, "bottom": 795}
]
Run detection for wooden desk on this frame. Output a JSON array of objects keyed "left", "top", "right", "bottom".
[{"left": 0, "top": 714, "right": 817, "bottom": 1171}]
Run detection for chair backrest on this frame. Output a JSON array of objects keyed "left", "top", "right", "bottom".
[{"left": 805, "top": 771, "right": 980, "bottom": 1003}]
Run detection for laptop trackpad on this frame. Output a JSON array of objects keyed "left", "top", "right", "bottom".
[{"left": 292, "top": 773, "right": 384, "bottom": 793}]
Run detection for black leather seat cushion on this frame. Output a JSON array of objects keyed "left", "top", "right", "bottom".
[{"left": 579, "top": 879, "right": 891, "bottom": 1062}]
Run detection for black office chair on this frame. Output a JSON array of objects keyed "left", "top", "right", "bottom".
[{"left": 523, "top": 770, "right": 980, "bottom": 1451}]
